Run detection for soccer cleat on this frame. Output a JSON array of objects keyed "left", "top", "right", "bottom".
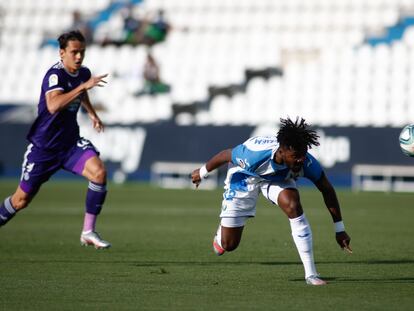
[
  {"left": 305, "top": 275, "right": 327, "bottom": 286},
  {"left": 80, "top": 231, "right": 111, "bottom": 249},
  {"left": 213, "top": 236, "right": 225, "bottom": 256}
]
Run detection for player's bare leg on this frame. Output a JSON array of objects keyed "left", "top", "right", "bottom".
[
  {"left": 11, "top": 186, "right": 33, "bottom": 211},
  {"left": 213, "top": 218, "right": 246, "bottom": 255},
  {"left": 278, "top": 188, "right": 327, "bottom": 285},
  {"left": 80, "top": 156, "right": 110, "bottom": 249},
  {"left": 214, "top": 226, "right": 244, "bottom": 255},
  {"left": 82, "top": 156, "right": 106, "bottom": 184},
  {"left": 0, "top": 186, "right": 34, "bottom": 227}
]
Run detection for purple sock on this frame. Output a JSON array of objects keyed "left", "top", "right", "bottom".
[
  {"left": 85, "top": 181, "right": 107, "bottom": 215},
  {"left": 0, "top": 197, "right": 16, "bottom": 226}
]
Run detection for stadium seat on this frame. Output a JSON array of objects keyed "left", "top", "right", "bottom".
[{"left": 1, "top": 0, "right": 414, "bottom": 127}]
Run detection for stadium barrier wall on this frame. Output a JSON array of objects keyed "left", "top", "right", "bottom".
[{"left": 0, "top": 123, "right": 410, "bottom": 187}]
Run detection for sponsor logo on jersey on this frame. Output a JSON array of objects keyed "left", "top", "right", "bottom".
[
  {"left": 67, "top": 98, "right": 81, "bottom": 112},
  {"left": 237, "top": 158, "right": 250, "bottom": 169},
  {"left": 49, "top": 74, "right": 58, "bottom": 87},
  {"left": 253, "top": 138, "right": 277, "bottom": 145}
]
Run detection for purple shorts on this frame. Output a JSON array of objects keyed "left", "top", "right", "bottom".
[{"left": 19, "top": 138, "right": 99, "bottom": 194}]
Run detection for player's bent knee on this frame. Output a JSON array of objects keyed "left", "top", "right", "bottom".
[
  {"left": 90, "top": 167, "right": 107, "bottom": 184},
  {"left": 278, "top": 189, "right": 303, "bottom": 218},
  {"left": 286, "top": 200, "right": 302, "bottom": 218}
]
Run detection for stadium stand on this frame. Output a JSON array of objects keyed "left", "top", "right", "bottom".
[{"left": 1, "top": 0, "right": 414, "bottom": 126}]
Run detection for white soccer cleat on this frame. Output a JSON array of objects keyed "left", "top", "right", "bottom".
[
  {"left": 80, "top": 231, "right": 111, "bottom": 249},
  {"left": 213, "top": 236, "right": 225, "bottom": 256},
  {"left": 305, "top": 275, "right": 327, "bottom": 286}
]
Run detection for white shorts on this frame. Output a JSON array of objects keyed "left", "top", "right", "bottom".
[
  {"left": 220, "top": 179, "right": 297, "bottom": 220},
  {"left": 221, "top": 216, "right": 250, "bottom": 228}
]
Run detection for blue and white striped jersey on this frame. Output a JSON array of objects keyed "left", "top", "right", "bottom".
[{"left": 230, "top": 135, "right": 323, "bottom": 183}]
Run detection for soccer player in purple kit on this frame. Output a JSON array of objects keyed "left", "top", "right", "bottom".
[{"left": 0, "top": 30, "right": 111, "bottom": 249}]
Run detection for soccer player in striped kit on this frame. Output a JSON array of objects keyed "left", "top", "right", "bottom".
[
  {"left": 0, "top": 30, "right": 111, "bottom": 249},
  {"left": 191, "top": 117, "right": 352, "bottom": 285}
]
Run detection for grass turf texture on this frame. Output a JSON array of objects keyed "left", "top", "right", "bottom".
[{"left": 0, "top": 180, "right": 413, "bottom": 311}]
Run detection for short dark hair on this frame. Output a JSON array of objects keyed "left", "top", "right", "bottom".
[
  {"left": 57, "top": 30, "right": 85, "bottom": 49},
  {"left": 277, "top": 117, "right": 319, "bottom": 155}
]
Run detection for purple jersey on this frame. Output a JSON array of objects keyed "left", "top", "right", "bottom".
[{"left": 27, "top": 61, "right": 91, "bottom": 151}]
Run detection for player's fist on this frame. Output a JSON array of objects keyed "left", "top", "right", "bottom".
[
  {"left": 191, "top": 169, "right": 202, "bottom": 188},
  {"left": 335, "top": 231, "right": 352, "bottom": 253}
]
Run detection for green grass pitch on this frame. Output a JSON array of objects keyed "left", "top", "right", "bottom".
[{"left": 0, "top": 179, "right": 413, "bottom": 310}]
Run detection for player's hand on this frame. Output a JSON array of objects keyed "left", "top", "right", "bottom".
[
  {"left": 90, "top": 114, "right": 104, "bottom": 133},
  {"left": 191, "top": 168, "right": 202, "bottom": 188},
  {"left": 84, "top": 74, "right": 108, "bottom": 90},
  {"left": 335, "top": 231, "right": 352, "bottom": 253}
]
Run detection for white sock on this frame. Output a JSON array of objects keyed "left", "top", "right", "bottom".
[
  {"left": 289, "top": 214, "right": 317, "bottom": 278},
  {"left": 215, "top": 225, "right": 224, "bottom": 248}
]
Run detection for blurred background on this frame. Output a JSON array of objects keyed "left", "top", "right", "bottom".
[{"left": 1, "top": 0, "right": 414, "bottom": 191}]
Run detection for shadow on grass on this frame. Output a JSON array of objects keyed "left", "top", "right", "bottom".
[
  {"left": 4, "top": 258, "right": 414, "bottom": 284},
  {"left": 335, "top": 277, "right": 414, "bottom": 283},
  {"left": 5, "top": 258, "right": 414, "bottom": 266},
  {"left": 289, "top": 277, "right": 414, "bottom": 284},
  {"left": 262, "top": 259, "right": 414, "bottom": 265}
]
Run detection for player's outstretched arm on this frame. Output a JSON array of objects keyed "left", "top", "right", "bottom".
[
  {"left": 46, "top": 74, "right": 108, "bottom": 114},
  {"left": 191, "top": 149, "right": 232, "bottom": 188},
  {"left": 314, "top": 172, "right": 352, "bottom": 253}
]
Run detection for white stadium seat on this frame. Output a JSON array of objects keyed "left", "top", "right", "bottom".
[{"left": 1, "top": 0, "right": 414, "bottom": 126}]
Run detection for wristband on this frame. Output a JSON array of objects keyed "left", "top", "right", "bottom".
[
  {"left": 199, "top": 165, "right": 209, "bottom": 179},
  {"left": 334, "top": 221, "right": 345, "bottom": 233}
]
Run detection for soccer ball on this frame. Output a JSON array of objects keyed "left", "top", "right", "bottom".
[{"left": 399, "top": 124, "right": 414, "bottom": 157}]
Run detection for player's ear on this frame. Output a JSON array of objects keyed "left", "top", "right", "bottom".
[{"left": 59, "top": 48, "right": 65, "bottom": 60}]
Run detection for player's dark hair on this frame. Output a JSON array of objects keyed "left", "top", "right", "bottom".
[
  {"left": 277, "top": 117, "right": 320, "bottom": 155},
  {"left": 58, "top": 30, "right": 85, "bottom": 49}
]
